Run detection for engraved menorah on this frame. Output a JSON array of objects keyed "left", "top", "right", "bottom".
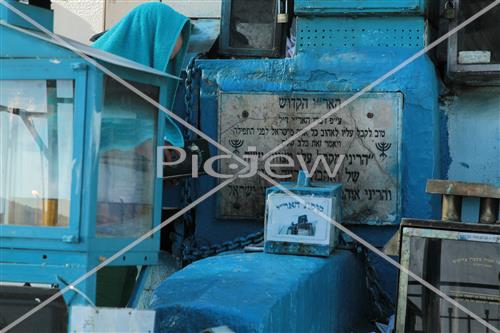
[
  {"left": 229, "top": 139, "right": 244, "bottom": 154},
  {"left": 375, "top": 142, "right": 392, "bottom": 159}
]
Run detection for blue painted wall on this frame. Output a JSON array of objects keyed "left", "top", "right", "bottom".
[
  {"left": 444, "top": 87, "right": 499, "bottom": 185},
  {"left": 441, "top": 86, "right": 500, "bottom": 222},
  {"left": 194, "top": 47, "right": 441, "bottom": 245},
  {"left": 167, "top": 46, "right": 442, "bottom": 311}
]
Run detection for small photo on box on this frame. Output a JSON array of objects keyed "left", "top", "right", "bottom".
[
  {"left": 278, "top": 215, "right": 317, "bottom": 237},
  {"left": 265, "top": 193, "right": 333, "bottom": 246}
]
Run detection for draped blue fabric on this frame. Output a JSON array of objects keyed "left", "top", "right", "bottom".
[{"left": 93, "top": 3, "right": 190, "bottom": 147}]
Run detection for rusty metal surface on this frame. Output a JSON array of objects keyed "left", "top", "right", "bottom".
[
  {"left": 479, "top": 197, "right": 499, "bottom": 224},
  {"left": 217, "top": 92, "right": 403, "bottom": 224},
  {"left": 400, "top": 218, "right": 500, "bottom": 233},
  {"left": 441, "top": 194, "right": 462, "bottom": 222},
  {"left": 382, "top": 229, "right": 400, "bottom": 256},
  {"left": 426, "top": 179, "right": 500, "bottom": 199}
]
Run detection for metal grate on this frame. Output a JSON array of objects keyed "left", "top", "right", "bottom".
[{"left": 296, "top": 17, "right": 425, "bottom": 51}]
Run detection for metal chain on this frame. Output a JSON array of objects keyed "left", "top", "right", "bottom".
[
  {"left": 358, "top": 244, "right": 395, "bottom": 321},
  {"left": 179, "top": 54, "right": 265, "bottom": 264},
  {"left": 180, "top": 58, "right": 393, "bottom": 315},
  {"left": 183, "top": 53, "right": 203, "bottom": 141},
  {"left": 182, "top": 231, "right": 264, "bottom": 263},
  {"left": 338, "top": 234, "right": 394, "bottom": 321},
  {"left": 180, "top": 55, "right": 201, "bottom": 226},
  {"left": 177, "top": 54, "right": 206, "bottom": 263}
]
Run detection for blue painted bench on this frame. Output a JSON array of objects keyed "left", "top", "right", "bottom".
[{"left": 151, "top": 251, "right": 370, "bottom": 332}]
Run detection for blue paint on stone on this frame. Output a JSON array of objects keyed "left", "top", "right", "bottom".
[
  {"left": 151, "top": 251, "right": 369, "bottom": 333},
  {"left": 179, "top": 48, "right": 442, "bottom": 313},
  {"left": 445, "top": 87, "right": 500, "bottom": 186},
  {"left": 459, "top": 162, "right": 470, "bottom": 169},
  {"left": 160, "top": 16, "right": 461, "bottom": 329},
  {"left": 195, "top": 48, "right": 441, "bottom": 246},
  {"left": 439, "top": 96, "right": 452, "bottom": 180}
]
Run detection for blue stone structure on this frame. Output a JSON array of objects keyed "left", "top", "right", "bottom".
[
  {"left": 2, "top": 0, "right": 499, "bottom": 331},
  {"left": 152, "top": 252, "right": 369, "bottom": 333}
]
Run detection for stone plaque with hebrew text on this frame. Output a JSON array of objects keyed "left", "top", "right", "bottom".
[{"left": 217, "top": 92, "right": 402, "bottom": 225}]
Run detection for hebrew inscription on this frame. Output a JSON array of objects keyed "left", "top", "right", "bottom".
[{"left": 217, "top": 92, "right": 402, "bottom": 224}]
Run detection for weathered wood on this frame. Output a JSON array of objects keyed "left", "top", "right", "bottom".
[{"left": 426, "top": 179, "right": 500, "bottom": 199}]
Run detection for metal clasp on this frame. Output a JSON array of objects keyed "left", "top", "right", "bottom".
[
  {"left": 444, "top": 0, "right": 456, "bottom": 20},
  {"left": 277, "top": 0, "right": 288, "bottom": 24}
]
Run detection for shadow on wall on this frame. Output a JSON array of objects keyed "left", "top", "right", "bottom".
[
  {"left": 52, "top": 2, "right": 101, "bottom": 44},
  {"left": 104, "top": 0, "right": 158, "bottom": 29}
]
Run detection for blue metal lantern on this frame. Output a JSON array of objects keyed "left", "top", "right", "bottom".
[{"left": 0, "top": 10, "right": 175, "bottom": 306}]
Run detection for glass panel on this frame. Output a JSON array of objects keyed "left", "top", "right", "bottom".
[
  {"left": 0, "top": 80, "right": 74, "bottom": 227},
  {"left": 404, "top": 236, "right": 500, "bottom": 332},
  {"left": 96, "top": 77, "right": 158, "bottom": 237},
  {"left": 457, "top": 0, "right": 500, "bottom": 64},
  {"left": 229, "top": 0, "right": 276, "bottom": 49}
]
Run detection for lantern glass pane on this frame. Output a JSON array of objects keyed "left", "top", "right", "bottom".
[
  {"left": 96, "top": 77, "right": 158, "bottom": 238},
  {"left": 0, "top": 80, "right": 74, "bottom": 227},
  {"left": 403, "top": 235, "right": 500, "bottom": 332},
  {"left": 457, "top": 0, "right": 500, "bottom": 64},
  {"left": 229, "top": 0, "right": 276, "bottom": 49}
]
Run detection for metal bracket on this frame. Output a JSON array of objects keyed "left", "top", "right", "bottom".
[{"left": 426, "top": 179, "right": 500, "bottom": 224}]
